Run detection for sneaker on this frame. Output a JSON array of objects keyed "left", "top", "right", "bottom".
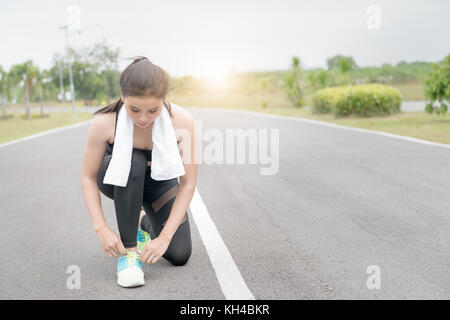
[
  {"left": 137, "top": 227, "right": 151, "bottom": 254},
  {"left": 117, "top": 251, "right": 145, "bottom": 288}
]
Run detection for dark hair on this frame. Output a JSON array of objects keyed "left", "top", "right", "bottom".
[{"left": 94, "top": 56, "right": 174, "bottom": 118}]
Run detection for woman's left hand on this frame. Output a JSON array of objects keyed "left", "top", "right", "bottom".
[{"left": 139, "top": 236, "right": 171, "bottom": 264}]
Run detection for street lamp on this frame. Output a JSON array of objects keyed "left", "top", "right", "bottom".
[
  {"left": 58, "top": 25, "right": 77, "bottom": 120},
  {"left": 58, "top": 5, "right": 99, "bottom": 120}
]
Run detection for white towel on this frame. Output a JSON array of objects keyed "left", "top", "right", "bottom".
[{"left": 103, "top": 102, "right": 185, "bottom": 187}]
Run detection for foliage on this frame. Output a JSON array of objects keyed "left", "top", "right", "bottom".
[
  {"left": 283, "top": 56, "right": 306, "bottom": 107},
  {"left": 312, "top": 83, "right": 402, "bottom": 117},
  {"left": 424, "top": 53, "right": 449, "bottom": 115}
]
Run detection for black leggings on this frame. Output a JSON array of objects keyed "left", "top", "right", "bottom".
[{"left": 97, "top": 148, "right": 192, "bottom": 266}]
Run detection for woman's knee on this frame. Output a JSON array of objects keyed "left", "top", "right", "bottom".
[
  {"left": 166, "top": 248, "right": 191, "bottom": 266},
  {"left": 97, "top": 155, "right": 114, "bottom": 198},
  {"left": 164, "top": 222, "right": 192, "bottom": 266},
  {"left": 129, "top": 149, "right": 148, "bottom": 180}
]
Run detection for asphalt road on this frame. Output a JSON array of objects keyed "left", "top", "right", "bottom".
[{"left": 1, "top": 106, "right": 449, "bottom": 299}]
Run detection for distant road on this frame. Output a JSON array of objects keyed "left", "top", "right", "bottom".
[{"left": 400, "top": 100, "right": 427, "bottom": 112}]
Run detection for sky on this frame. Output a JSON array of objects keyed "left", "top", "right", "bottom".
[{"left": 1, "top": 0, "right": 449, "bottom": 80}]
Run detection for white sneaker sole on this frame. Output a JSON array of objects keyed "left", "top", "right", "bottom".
[{"left": 117, "top": 266, "right": 145, "bottom": 288}]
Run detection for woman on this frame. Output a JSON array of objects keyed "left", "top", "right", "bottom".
[{"left": 80, "top": 56, "right": 197, "bottom": 287}]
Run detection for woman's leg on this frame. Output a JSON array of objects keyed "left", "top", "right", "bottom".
[
  {"left": 97, "top": 149, "right": 148, "bottom": 250},
  {"left": 140, "top": 180, "right": 192, "bottom": 266}
]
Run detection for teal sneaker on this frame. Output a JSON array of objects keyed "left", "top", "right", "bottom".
[
  {"left": 137, "top": 227, "right": 151, "bottom": 253},
  {"left": 117, "top": 251, "right": 145, "bottom": 287}
]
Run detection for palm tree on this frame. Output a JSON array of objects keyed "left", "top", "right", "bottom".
[
  {"left": 284, "top": 56, "right": 305, "bottom": 107},
  {"left": 292, "top": 56, "right": 303, "bottom": 101},
  {"left": 9, "top": 60, "right": 38, "bottom": 120},
  {"left": 0, "top": 67, "right": 15, "bottom": 119},
  {"left": 0, "top": 65, "right": 7, "bottom": 118},
  {"left": 35, "top": 68, "right": 50, "bottom": 117}
]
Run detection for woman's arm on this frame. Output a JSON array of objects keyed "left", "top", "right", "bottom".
[
  {"left": 80, "top": 115, "right": 127, "bottom": 256},
  {"left": 159, "top": 111, "right": 198, "bottom": 242},
  {"left": 80, "top": 116, "right": 110, "bottom": 229}
]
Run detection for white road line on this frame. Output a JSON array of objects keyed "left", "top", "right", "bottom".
[
  {"left": 189, "top": 187, "right": 255, "bottom": 300},
  {"left": 185, "top": 106, "right": 450, "bottom": 150},
  {"left": 0, "top": 120, "right": 91, "bottom": 148}
]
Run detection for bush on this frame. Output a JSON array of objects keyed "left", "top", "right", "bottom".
[
  {"left": 311, "top": 87, "right": 345, "bottom": 114},
  {"left": 311, "top": 84, "right": 402, "bottom": 117}
]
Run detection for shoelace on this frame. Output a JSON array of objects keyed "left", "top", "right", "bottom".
[
  {"left": 121, "top": 250, "right": 141, "bottom": 266},
  {"left": 121, "top": 229, "right": 150, "bottom": 260}
]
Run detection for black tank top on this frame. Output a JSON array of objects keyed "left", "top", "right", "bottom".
[{"left": 106, "top": 110, "right": 152, "bottom": 161}]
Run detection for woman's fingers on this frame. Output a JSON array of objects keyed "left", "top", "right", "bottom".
[
  {"left": 151, "top": 254, "right": 161, "bottom": 264},
  {"left": 105, "top": 250, "right": 113, "bottom": 258},
  {"left": 147, "top": 253, "right": 157, "bottom": 264},
  {"left": 109, "top": 246, "right": 119, "bottom": 256},
  {"left": 117, "top": 242, "right": 128, "bottom": 255},
  {"left": 140, "top": 248, "right": 151, "bottom": 263}
]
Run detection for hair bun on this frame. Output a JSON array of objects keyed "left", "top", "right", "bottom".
[{"left": 132, "top": 56, "right": 149, "bottom": 64}]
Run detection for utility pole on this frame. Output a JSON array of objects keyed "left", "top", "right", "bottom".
[
  {"left": 58, "top": 25, "right": 77, "bottom": 121},
  {"left": 58, "top": 4, "right": 99, "bottom": 121},
  {"left": 58, "top": 25, "right": 99, "bottom": 120},
  {"left": 58, "top": 60, "right": 65, "bottom": 105}
]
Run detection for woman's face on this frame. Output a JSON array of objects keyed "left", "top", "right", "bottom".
[{"left": 121, "top": 94, "right": 163, "bottom": 129}]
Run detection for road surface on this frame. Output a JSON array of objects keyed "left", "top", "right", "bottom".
[{"left": 1, "top": 106, "right": 449, "bottom": 299}]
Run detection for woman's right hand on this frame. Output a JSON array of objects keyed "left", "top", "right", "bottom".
[{"left": 95, "top": 225, "right": 128, "bottom": 257}]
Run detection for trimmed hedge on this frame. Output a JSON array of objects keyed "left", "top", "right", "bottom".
[{"left": 311, "top": 84, "right": 402, "bottom": 117}]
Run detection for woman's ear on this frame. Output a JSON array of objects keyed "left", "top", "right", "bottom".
[{"left": 120, "top": 90, "right": 124, "bottom": 103}]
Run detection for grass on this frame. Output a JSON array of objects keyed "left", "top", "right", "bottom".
[
  {"left": 0, "top": 110, "right": 93, "bottom": 144},
  {"left": 169, "top": 90, "right": 295, "bottom": 110},
  {"left": 2, "top": 86, "right": 447, "bottom": 146},
  {"left": 391, "top": 82, "right": 426, "bottom": 101}
]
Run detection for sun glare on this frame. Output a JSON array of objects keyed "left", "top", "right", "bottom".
[{"left": 200, "top": 65, "right": 232, "bottom": 89}]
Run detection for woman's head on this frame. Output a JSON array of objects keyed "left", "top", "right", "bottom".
[{"left": 94, "top": 56, "right": 174, "bottom": 127}]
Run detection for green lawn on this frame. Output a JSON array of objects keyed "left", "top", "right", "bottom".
[
  {"left": 0, "top": 111, "right": 93, "bottom": 144},
  {"left": 392, "top": 82, "right": 426, "bottom": 101}
]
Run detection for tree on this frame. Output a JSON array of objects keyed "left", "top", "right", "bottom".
[
  {"left": 9, "top": 60, "right": 39, "bottom": 119},
  {"left": 424, "top": 53, "right": 450, "bottom": 115},
  {"left": 307, "top": 69, "right": 330, "bottom": 92},
  {"left": 326, "top": 55, "right": 358, "bottom": 86},
  {"left": 0, "top": 65, "right": 7, "bottom": 118},
  {"left": 49, "top": 53, "right": 68, "bottom": 104},
  {"left": 326, "top": 55, "right": 358, "bottom": 70},
  {"left": 89, "top": 39, "right": 121, "bottom": 103},
  {"left": 283, "top": 56, "right": 305, "bottom": 107},
  {"left": 0, "top": 66, "right": 15, "bottom": 119},
  {"left": 35, "top": 68, "right": 51, "bottom": 117},
  {"left": 61, "top": 41, "right": 120, "bottom": 105}
]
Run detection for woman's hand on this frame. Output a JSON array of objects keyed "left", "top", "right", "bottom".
[
  {"left": 139, "top": 236, "right": 171, "bottom": 264},
  {"left": 96, "top": 225, "right": 128, "bottom": 257}
]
